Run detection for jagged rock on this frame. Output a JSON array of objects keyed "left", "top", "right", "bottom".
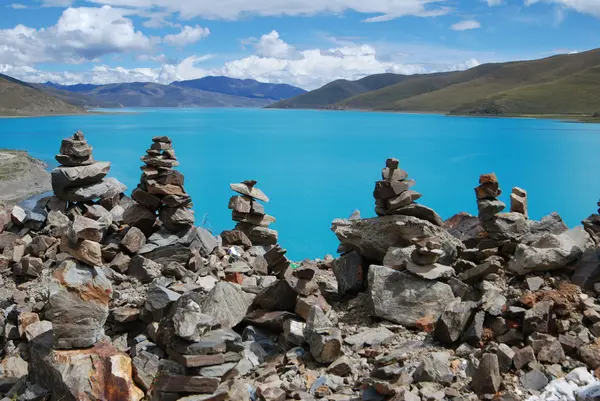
[
  {"left": 458, "top": 257, "right": 502, "bottom": 283},
  {"left": 121, "top": 227, "right": 147, "bottom": 254},
  {"left": 20, "top": 255, "right": 44, "bottom": 278},
  {"left": 123, "top": 204, "right": 157, "bottom": 235},
  {"left": 236, "top": 223, "right": 278, "bottom": 246},
  {"left": 514, "top": 346, "right": 537, "bottom": 370},
  {"left": 327, "top": 356, "right": 352, "bottom": 377},
  {"left": 497, "top": 343, "right": 515, "bottom": 373},
  {"left": 55, "top": 177, "right": 126, "bottom": 202},
  {"left": 132, "top": 350, "right": 160, "bottom": 391},
  {"left": 49, "top": 260, "right": 112, "bottom": 349},
  {"left": 51, "top": 162, "right": 111, "bottom": 192},
  {"left": 412, "top": 352, "right": 453, "bottom": 385},
  {"left": 304, "top": 307, "right": 342, "bottom": 364},
  {"left": 172, "top": 298, "right": 215, "bottom": 342},
  {"left": 131, "top": 187, "right": 161, "bottom": 211},
  {"left": 254, "top": 279, "right": 297, "bottom": 312},
  {"left": 382, "top": 246, "right": 414, "bottom": 269},
  {"left": 332, "top": 250, "right": 364, "bottom": 296},
  {"left": 434, "top": 300, "right": 476, "bottom": 345},
  {"left": 344, "top": 327, "right": 395, "bottom": 349},
  {"left": 526, "top": 276, "right": 545, "bottom": 291},
  {"left": 128, "top": 255, "right": 162, "bottom": 283},
  {"left": 520, "top": 369, "right": 548, "bottom": 391},
  {"left": 444, "top": 212, "right": 486, "bottom": 248},
  {"left": 463, "top": 311, "right": 484, "bottom": 345},
  {"left": 69, "top": 215, "right": 105, "bottom": 243},
  {"left": 368, "top": 265, "right": 455, "bottom": 328},
  {"left": 507, "top": 227, "right": 592, "bottom": 275},
  {"left": 578, "top": 342, "right": 600, "bottom": 369},
  {"left": 472, "top": 353, "right": 501, "bottom": 395},
  {"left": 159, "top": 207, "right": 195, "bottom": 231},
  {"left": 283, "top": 319, "right": 306, "bottom": 345},
  {"left": 29, "top": 335, "right": 143, "bottom": 401},
  {"left": 0, "top": 355, "right": 28, "bottom": 392},
  {"left": 386, "top": 190, "right": 422, "bottom": 210},
  {"left": 571, "top": 248, "right": 600, "bottom": 290},
  {"left": 221, "top": 230, "right": 252, "bottom": 248},
  {"left": 332, "top": 215, "right": 463, "bottom": 265},
  {"left": 59, "top": 235, "right": 103, "bottom": 266},
  {"left": 200, "top": 282, "right": 254, "bottom": 329},
  {"left": 529, "top": 212, "right": 568, "bottom": 236},
  {"left": 478, "top": 199, "right": 506, "bottom": 220},
  {"left": 483, "top": 212, "right": 530, "bottom": 241},
  {"left": 144, "top": 284, "right": 181, "bottom": 322}
]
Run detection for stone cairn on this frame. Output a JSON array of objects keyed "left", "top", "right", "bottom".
[
  {"left": 131, "top": 136, "right": 194, "bottom": 233},
  {"left": 510, "top": 186, "right": 528, "bottom": 217},
  {"left": 374, "top": 158, "right": 421, "bottom": 216},
  {"left": 223, "top": 180, "right": 290, "bottom": 280}
]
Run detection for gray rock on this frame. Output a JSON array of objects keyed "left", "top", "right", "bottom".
[
  {"left": 477, "top": 199, "right": 506, "bottom": 220},
  {"left": 472, "top": 353, "right": 501, "bottom": 395},
  {"left": 458, "top": 257, "right": 502, "bottom": 283},
  {"left": 49, "top": 260, "right": 112, "bottom": 349},
  {"left": 236, "top": 223, "right": 278, "bottom": 246},
  {"left": 332, "top": 215, "right": 463, "bottom": 265},
  {"left": 526, "top": 277, "right": 545, "bottom": 291},
  {"left": 123, "top": 204, "right": 156, "bottom": 235},
  {"left": 230, "top": 182, "right": 269, "bottom": 202},
  {"left": 514, "top": 346, "right": 536, "bottom": 370},
  {"left": 327, "top": 356, "right": 352, "bottom": 377},
  {"left": 132, "top": 350, "right": 160, "bottom": 391},
  {"left": 55, "top": 177, "right": 126, "bottom": 202},
  {"left": 368, "top": 265, "right": 455, "bottom": 328},
  {"left": 283, "top": 319, "right": 306, "bottom": 345},
  {"left": 382, "top": 246, "right": 414, "bottom": 270},
  {"left": 159, "top": 207, "right": 195, "bottom": 232},
  {"left": 68, "top": 215, "right": 105, "bottom": 243},
  {"left": 254, "top": 279, "right": 297, "bottom": 312},
  {"left": 121, "top": 227, "right": 147, "bottom": 254},
  {"left": 144, "top": 284, "right": 181, "bottom": 322},
  {"left": 529, "top": 212, "right": 568, "bottom": 236},
  {"left": 571, "top": 248, "right": 600, "bottom": 290},
  {"left": 0, "top": 356, "right": 28, "bottom": 392},
  {"left": 578, "top": 343, "right": 600, "bottom": 369},
  {"left": 332, "top": 250, "right": 364, "bottom": 296},
  {"left": 344, "top": 327, "right": 395, "bottom": 349},
  {"left": 463, "top": 311, "right": 484, "bottom": 345},
  {"left": 523, "top": 300, "right": 552, "bottom": 335},
  {"left": 200, "top": 282, "right": 254, "bottom": 329},
  {"left": 412, "top": 352, "right": 453, "bottom": 385},
  {"left": 128, "top": 255, "right": 162, "bottom": 283},
  {"left": 389, "top": 203, "right": 444, "bottom": 226},
  {"left": 520, "top": 369, "right": 548, "bottom": 391},
  {"left": 434, "top": 300, "right": 476, "bottom": 345},
  {"left": 507, "top": 227, "right": 592, "bottom": 275},
  {"left": 198, "top": 362, "right": 237, "bottom": 378},
  {"left": 537, "top": 339, "right": 565, "bottom": 364},
  {"left": 497, "top": 343, "right": 515, "bottom": 373},
  {"left": 483, "top": 212, "right": 530, "bottom": 241},
  {"left": 51, "top": 162, "right": 110, "bottom": 192},
  {"left": 444, "top": 212, "right": 485, "bottom": 248},
  {"left": 172, "top": 298, "right": 215, "bottom": 342}
]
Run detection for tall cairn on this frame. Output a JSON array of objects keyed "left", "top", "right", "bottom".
[
  {"left": 374, "top": 158, "right": 422, "bottom": 216},
  {"left": 51, "top": 130, "right": 126, "bottom": 205},
  {"left": 225, "top": 180, "right": 290, "bottom": 277},
  {"left": 132, "top": 136, "right": 194, "bottom": 233}
]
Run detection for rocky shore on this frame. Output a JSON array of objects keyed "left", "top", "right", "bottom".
[
  {"left": 0, "top": 134, "right": 599, "bottom": 401},
  {"left": 0, "top": 150, "right": 51, "bottom": 207}
]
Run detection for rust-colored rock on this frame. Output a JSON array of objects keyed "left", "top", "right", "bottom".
[
  {"left": 416, "top": 315, "right": 436, "bottom": 333},
  {"left": 479, "top": 173, "right": 498, "bottom": 184}
]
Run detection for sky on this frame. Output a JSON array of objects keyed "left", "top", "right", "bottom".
[{"left": 0, "top": 0, "right": 599, "bottom": 90}]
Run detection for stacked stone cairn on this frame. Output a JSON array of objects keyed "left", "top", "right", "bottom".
[
  {"left": 224, "top": 180, "right": 290, "bottom": 278},
  {"left": 510, "top": 186, "right": 528, "bottom": 217},
  {"left": 374, "top": 158, "right": 421, "bottom": 216},
  {"left": 131, "top": 136, "right": 194, "bottom": 233}
]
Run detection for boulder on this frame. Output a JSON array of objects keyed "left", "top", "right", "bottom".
[
  {"left": 59, "top": 235, "right": 103, "bottom": 266},
  {"left": 123, "top": 204, "right": 156, "bottom": 236},
  {"left": 507, "top": 227, "right": 592, "bottom": 275},
  {"left": 482, "top": 212, "right": 529, "bottom": 241},
  {"left": 200, "top": 282, "right": 254, "bottom": 329},
  {"left": 472, "top": 354, "right": 501, "bottom": 395},
  {"left": 159, "top": 207, "right": 195, "bottom": 232},
  {"left": 332, "top": 215, "right": 463, "bottom": 265},
  {"left": 29, "top": 335, "right": 143, "bottom": 401},
  {"left": 51, "top": 162, "right": 110, "bottom": 192},
  {"left": 254, "top": 279, "right": 297, "bottom": 312},
  {"left": 49, "top": 260, "right": 112, "bottom": 349},
  {"left": 332, "top": 250, "right": 365, "bottom": 296},
  {"left": 434, "top": 300, "right": 476, "bottom": 345},
  {"left": 55, "top": 177, "right": 126, "bottom": 202},
  {"left": 120, "top": 227, "right": 146, "bottom": 254},
  {"left": 367, "top": 265, "right": 455, "bottom": 328}
]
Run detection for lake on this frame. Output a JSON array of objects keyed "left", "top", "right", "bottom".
[{"left": 2, "top": 108, "right": 600, "bottom": 260}]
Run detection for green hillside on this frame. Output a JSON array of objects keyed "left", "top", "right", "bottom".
[
  {"left": 267, "top": 73, "right": 412, "bottom": 109},
  {"left": 272, "top": 48, "right": 600, "bottom": 118}
]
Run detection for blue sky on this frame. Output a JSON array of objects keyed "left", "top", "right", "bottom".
[{"left": 1, "top": 0, "right": 599, "bottom": 89}]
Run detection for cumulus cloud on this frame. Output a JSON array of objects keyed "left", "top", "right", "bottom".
[
  {"left": 0, "top": 6, "right": 157, "bottom": 66},
  {"left": 2, "top": 30, "right": 484, "bottom": 90},
  {"left": 451, "top": 20, "right": 481, "bottom": 31},
  {"left": 163, "top": 25, "right": 210, "bottom": 47},
  {"left": 525, "top": 0, "right": 600, "bottom": 18},
  {"left": 84, "top": 0, "right": 451, "bottom": 22}
]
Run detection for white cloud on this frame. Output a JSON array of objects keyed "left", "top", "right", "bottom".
[
  {"left": 0, "top": 6, "right": 157, "bottom": 66},
  {"left": 85, "top": 0, "right": 451, "bottom": 22},
  {"left": 163, "top": 25, "right": 210, "bottom": 47},
  {"left": 9, "top": 3, "right": 28, "bottom": 9},
  {"left": 2, "top": 30, "right": 484, "bottom": 90},
  {"left": 484, "top": 0, "right": 503, "bottom": 5},
  {"left": 525, "top": 0, "right": 600, "bottom": 18},
  {"left": 451, "top": 20, "right": 482, "bottom": 30}
]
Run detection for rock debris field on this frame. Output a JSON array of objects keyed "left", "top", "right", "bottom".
[{"left": 0, "top": 131, "right": 599, "bottom": 401}]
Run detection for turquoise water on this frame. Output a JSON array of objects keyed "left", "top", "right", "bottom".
[{"left": 2, "top": 108, "right": 600, "bottom": 260}]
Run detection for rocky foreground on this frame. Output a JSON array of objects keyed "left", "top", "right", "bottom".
[
  {"left": 0, "top": 133, "right": 599, "bottom": 401},
  {"left": 0, "top": 150, "right": 51, "bottom": 207}
]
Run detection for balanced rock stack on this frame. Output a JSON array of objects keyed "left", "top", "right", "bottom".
[
  {"left": 374, "top": 158, "right": 422, "bottom": 216},
  {"left": 51, "top": 131, "right": 126, "bottom": 204},
  {"left": 476, "top": 173, "right": 529, "bottom": 241},
  {"left": 225, "top": 180, "right": 290, "bottom": 277},
  {"left": 132, "top": 136, "right": 194, "bottom": 233}
]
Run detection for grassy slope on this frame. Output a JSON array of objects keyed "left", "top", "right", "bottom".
[
  {"left": 32, "top": 84, "right": 121, "bottom": 108},
  {"left": 267, "top": 73, "right": 412, "bottom": 109},
  {"left": 0, "top": 74, "right": 85, "bottom": 116}
]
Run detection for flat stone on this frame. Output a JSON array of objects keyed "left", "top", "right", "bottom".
[
  {"left": 153, "top": 374, "right": 219, "bottom": 394},
  {"left": 55, "top": 153, "right": 94, "bottom": 167},
  {"left": 344, "top": 327, "right": 395, "bottom": 349},
  {"left": 55, "top": 177, "right": 127, "bottom": 202},
  {"left": 388, "top": 203, "right": 444, "bottom": 226},
  {"left": 386, "top": 190, "right": 422, "bottom": 211},
  {"left": 49, "top": 260, "right": 112, "bottom": 349},
  {"left": 51, "top": 162, "right": 110, "bottom": 192},
  {"left": 406, "top": 261, "right": 455, "bottom": 280},
  {"left": 131, "top": 187, "right": 161, "bottom": 211},
  {"left": 228, "top": 196, "right": 251, "bottom": 213},
  {"left": 231, "top": 211, "right": 276, "bottom": 227},
  {"left": 526, "top": 276, "right": 545, "bottom": 291},
  {"left": 59, "top": 235, "right": 103, "bottom": 266},
  {"left": 236, "top": 223, "right": 278, "bottom": 246},
  {"left": 368, "top": 265, "right": 455, "bottom": 328},
  {"left": 140, "top": 156, "right": 179, "bottom": 168},
  {"left": 230, "top": 182, "right": 269, "bottom": 202},
  {"left": 520, "top": 369, "right": 548, "bottom": 391}
]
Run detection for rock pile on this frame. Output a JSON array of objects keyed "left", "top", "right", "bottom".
[
  {"left": 0, "top": 149, "right": 599, "bottom": 401},
  {"left": 51, "top": 130, "right": 126, "bottom": 205},
  {"left": 374, "top": 158, "right": 421, "bottom": 216},
  {"left": 130, "top": 136, "right": 194, "bottom": 234},
  {"left": 224, "top": 180, "right": 290, "bottom": 278}
]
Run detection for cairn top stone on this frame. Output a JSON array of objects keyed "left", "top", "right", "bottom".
[
  {"left": 230, "top": 181, "right": 269, "bottom": 203},
  {"left": 73, "top": 130, "right": 85, "bottom": 140},
  {"left": 386, "top": 158, "right": 400, "bottom": 170},
  {"left": 152, "top": 136, "right": 172, "bottom": 143},
  {"left": 479, "top": 173, "right": 498, "bottom": 185}
]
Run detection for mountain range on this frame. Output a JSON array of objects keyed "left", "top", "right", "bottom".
[
  {"left": 0, "top": 75, "right": 307, "bottom": 115},
  {"left": 269, "top": 48, "right": 600, "bottom": 117}
]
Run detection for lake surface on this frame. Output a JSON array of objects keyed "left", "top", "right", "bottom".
[{"left": 2, "top": 108, "right": 600, "bottom": 260}]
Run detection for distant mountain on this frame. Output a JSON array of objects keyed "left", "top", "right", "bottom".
[
  {"left": 269, "top": 48, "right": 600, "bottom": 117},
  {"left": 267, "top": 73, "right": 412, "bottom": 109},
  {"left": 171, "top": 76, "right": 306, "bottom": 101},
  {"left": 0, "top": 73, "right": 85, "bottom": 116},
  {"left": 32, "top": 83, "right": 120, "bottom": 108}
]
